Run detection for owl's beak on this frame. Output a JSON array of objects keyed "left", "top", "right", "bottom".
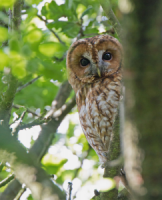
[{"left": 97, "top": 68, "right": 101, "bottom": 77}]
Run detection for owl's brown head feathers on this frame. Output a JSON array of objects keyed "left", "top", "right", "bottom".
[{"left": 66, "top": 35, "right": 122, "bottom": 87}]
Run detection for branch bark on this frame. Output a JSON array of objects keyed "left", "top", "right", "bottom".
[{"left": 123, "top": 0, "right": 162, "bottom": 199}]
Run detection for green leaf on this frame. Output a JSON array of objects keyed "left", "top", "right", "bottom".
[
  {"left": 66, "top": 121, "right": 75, "bottom": 138},
  {"left": 10, "top": 52, "right": 26, "bottom": 78},
  {"left": 80, "top": 6, "right": 93, "bottom": 19},
  {"left": 25, "top": 0, "right": 42, "bottom": 5},
  {"left": 39, "top": 60, "right": 65, "bottom": 81},
  {"left": 0, "top": 11, "right": 9, "bottom": 24},
  {"left": 47, "top": 21, "right": 80, "bottom": 38},
  {"left": 0, "top": 27, "right": 8, "bottom": 42},
  {"left": 39, "top": 42, "right": 67, "bottom": 57},
  {"left": 25, "top": 29, "right": 43, "bottom": 44},
  {"left": 94, "top": 178, "right": 115, "bottom": 192},
  {"left": 0, "top": 51, "right": 9, "bottom": 70},
  {"left": 27, "top": 194, "right": 34, "bottom": 200},
  {"left": 42, "top": 154, "right": 68, "bottom": 174},
  {"left": 56, "top": 170, "right": 74, "bottom": 185},
  {"left": 9, "top": 37, "right": 20, "bottom": 52},
  {"left": 0, "top": 0, "right": 16, "bottom": 8}
]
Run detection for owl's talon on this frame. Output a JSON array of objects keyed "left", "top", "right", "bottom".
[
  {"left": 101, "top": 152, "right": 108, "bottom": 158},
  {"left": 101, "top": 161, "right": 109, "bottom": 168}
]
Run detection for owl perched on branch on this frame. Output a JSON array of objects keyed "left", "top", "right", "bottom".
[{"left": 66, "top": 35, "right": 122, "bottom": 165}]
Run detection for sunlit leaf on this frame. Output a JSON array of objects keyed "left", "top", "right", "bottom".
[
  {"left": 0, "top": 11, "right": 9, "bottom": 24},
  {"left": 0, "top": 0, "right": 16, "bottom": 8},
  {"left": 9, "top": 37, "right": 20, "bottom": 52},
  {"left": 66, "top": 121, "right": 75, "bottom": 138},
  {"left": 80, "top": 6, "right": 93, "bottom": 19},
  {"left": 0, "top": 51, "right": 9, "bottom": 70},
  {"left": 25, "top": 0, "right": 42, "bottom": 5},
  {"left": 0, "top": 27, "right": 8, "bottom": 42},
  {"left": 42, "top": 154, "right": 68, "bottom": 174},
  {"left": 27, "top": 194, "right": 34, "bottom": 200},
  {"left": 56, "top": 170, "right": 74, "bottom": 185},
  {"left": 39, "top": 42, "right": 67, "bottom": 57},
  {"left": 10, "top": 52, "right": 26, "bottom": 78},
  {"left": 76, "top": 4, "right": 86, "bottom": 19},
  {"left": 95, "top": 178, "right": 116, "bottom": 192},
  {"left": 25, "top": 29, "right": 43, "bottom": 43}
]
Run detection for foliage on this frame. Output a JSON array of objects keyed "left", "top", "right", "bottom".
[{"left": 0, "top": 0, "right": 121, "bottom": 199}]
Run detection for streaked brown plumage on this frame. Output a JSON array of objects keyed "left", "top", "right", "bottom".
[{"left": 66, "top": 35, "right": 122, "bottom": 164}]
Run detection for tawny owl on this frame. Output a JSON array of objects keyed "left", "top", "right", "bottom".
[{"left": 66, "top": 35, "right": 122, "bottom": 165}]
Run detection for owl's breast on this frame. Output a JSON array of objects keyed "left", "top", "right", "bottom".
[{"left": 76, "top": 76, "right": 121, "bottom": 152}]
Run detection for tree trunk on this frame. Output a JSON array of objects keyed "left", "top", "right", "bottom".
[{"left": 123, "top": 0, "right": 162, "bottom": 199}]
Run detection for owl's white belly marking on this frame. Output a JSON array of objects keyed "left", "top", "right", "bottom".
[{"left": 77, "top": 77, "right": 121, "bottom": 162}]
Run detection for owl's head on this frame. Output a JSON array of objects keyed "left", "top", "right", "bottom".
[{"left": 66, "top": 35, "right": 122, "bottom": 85}]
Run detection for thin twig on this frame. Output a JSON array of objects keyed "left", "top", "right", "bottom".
[
  {"left": 14, "top": 187, "right": 26, "bottom": 200},
  {"left": 12, "top": 110, "right": 26, "bottom": 135},
  {"left": 67, "top": 182, "right": 72, "bottom": 200},
  {"left": 0, "top": 173, "right": 15, "bottom": 188},
  {"left": 37, "top": 14, "right": 65, "bottom": 45},
  {"left": 16, "top": 76, "right": 41, "bottom": 93},
  {"left": 18, "top": 118, "right": 47, "bottom": 130},
  {"left": 53, "top": 52, "right": 67, "bottom": 61},
  {"left": 45, "top": 81, "right": 72, "bottom": 118},
  {"left": 12, "top": 104, "right": 41, "bottom": 117},
  {"left": 0, "top": 162, "right": 4, "bottom": 172}
]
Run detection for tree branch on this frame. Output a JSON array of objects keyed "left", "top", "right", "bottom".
[
  {"left": 1, "top": 81, "right": 76, "bottom": 200},
  {"left": 37, "top": 14, "right": 65, "bottom": 45},
  {"left": 16, "top": 76, "right": 41, "bottom": 93},
  {"left": 0, "top": 173, "right": 15, "bottom": 188},
  {"left": 12, "top": 104, "right": 41, "bottom": 117},
  {"left": 0, "top": 74, "right": 18, "bottom": 124},
  {"left": 99, "top": 0, "right": 123, "bottom": 39},
  {"left": 0, "top": 125, "right": 66, "bottom": 200}
]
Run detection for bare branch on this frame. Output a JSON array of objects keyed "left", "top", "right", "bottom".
[
  {"left": 0, "top": 125, "right": 66, "bottom": 200},
  {"left": 0, "top": 162, "right": 4, "bottom": 172},
  {"left": 67, "top": 182, "right": 72, "bottom": 200},
  {"left": 18, "top": 118, "right": 47, "bottom": 130},
  {"left": 0, "top": 173, "right": 15, "bottom": 188},
  {"left": 45, "top": 80, "right": 72, "bottom": 118},
  {"left": 53, "top": 52, "right": 67, "bottom": 62},
  {"left": 12, "top": 104, "right": 41, "bottom": 117},
  {"left": 37, "top": 14, "right": 65, "bottom": 45},
  {"left": 16, "top": 76, "right": 41, "bottom": 93},
  {"left": 14, "top": 187, "right": 26, "bottom": 200},
  {"left": 2, "top": 81, "right": 76, "bottom": 199},
  {"left": 12, "top": 110, "right": 26, "bottom": 135}
]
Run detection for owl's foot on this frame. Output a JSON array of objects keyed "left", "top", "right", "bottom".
[
  {"left": 101, "top": 155, "right": 123, "bottom": 168},
  {"left": 101, "top": 160, "right": 109, "bottom": 168},
  {"left": 100, "top": 151, "right": 109, "bottom": 168}
]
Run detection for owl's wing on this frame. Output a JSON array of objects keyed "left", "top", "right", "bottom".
[{"left": 86, "top": 78, "right": 120, "bottom": 151}]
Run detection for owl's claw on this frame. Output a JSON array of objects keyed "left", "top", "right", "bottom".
[
  {"left": 101, "top": 151, "right": 109, "bottom": 158},
  {"left": 101, "top": 160, "right": 109, "bottom": 168}
]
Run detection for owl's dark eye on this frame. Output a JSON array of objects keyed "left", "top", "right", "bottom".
[
  {"left": 80, "top": 58, "right": 90, "bottom": 67},
  {"left": 102, "top": 52, "right": 112, "bottom": 60}
]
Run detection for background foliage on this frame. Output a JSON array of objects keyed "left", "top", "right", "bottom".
[{"left": 0, "top": 0, "right": 122, "bottom": 199}]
